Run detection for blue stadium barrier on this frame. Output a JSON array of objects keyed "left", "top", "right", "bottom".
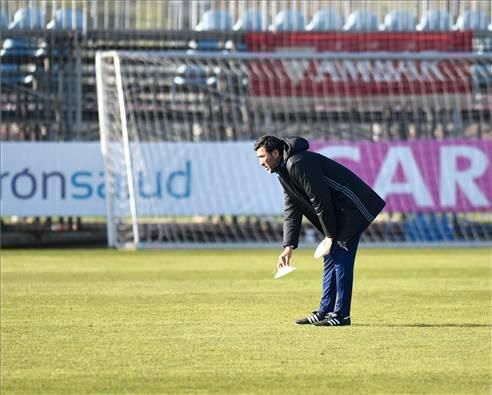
[
  {"left": 343, "top": 10, "right": 379, "bottom": 31},
  {"left": 404, "top": 213, "right": 453, "bottom": 242},
  {"left": 381, "top": 10, "right": 417, "bottom": 31},
  {"left": 189, "top": 9, "right": 233, "bottom": 51},
  {"left": 46, "top": 8, "right": 85, "bottom": 30},
  {"left": 417, "top": 9, "right": 452, "bottom": 31},
  {"left": 271, "top": 9, "right": 305, "bottom": 31},
  {"left": 306, "top": 8, "right": 344, "bottom": 31}
]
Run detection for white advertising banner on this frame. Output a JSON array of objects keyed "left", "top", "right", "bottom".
[{"left": 0, "top": 142, "right": 283, "bottom": 216}]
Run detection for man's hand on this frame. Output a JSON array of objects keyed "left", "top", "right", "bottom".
[{"left": 277, "top": 246, "right": 294, "bottom": 269}]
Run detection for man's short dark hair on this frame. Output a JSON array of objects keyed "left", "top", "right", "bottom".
[{"left": 254, "top": 135, "right": 284, "bottom": 153}]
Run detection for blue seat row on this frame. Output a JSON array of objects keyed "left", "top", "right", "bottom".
[
  {"left": 0, "top": 7, "right": 490, "bottom": 32},
  {"left": 1, "top": 7, "right": 84, "bottom": 31},
  {"left": 193, "top": 8, "right": 491, "bottom": 32}
]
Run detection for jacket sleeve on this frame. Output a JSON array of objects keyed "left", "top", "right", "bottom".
[
  {"left": 283, "top": 189, "right": 303, "bottom": 248},
  {"left": 289, "top": 159, "right": 337, "bottom": 239}
]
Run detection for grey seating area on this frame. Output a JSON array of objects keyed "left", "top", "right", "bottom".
[{"left": 1, "top": 3, "right": 490, "bottom": 142}]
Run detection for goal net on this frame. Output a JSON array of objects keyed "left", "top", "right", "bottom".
[{"left": 96, "top": 50, "right": 491, "bottom": 249}]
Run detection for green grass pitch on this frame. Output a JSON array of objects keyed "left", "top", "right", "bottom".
[{"left": 1, "top": 248, "right": 490, "bottom": 394}]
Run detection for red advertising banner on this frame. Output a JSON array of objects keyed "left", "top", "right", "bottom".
[{"left": 246, "top": 32, "right": 473, "bottom": 97}]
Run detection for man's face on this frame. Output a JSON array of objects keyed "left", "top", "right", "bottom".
[{"left": 256, "top": 146, "right": 281, "bottom": 174}]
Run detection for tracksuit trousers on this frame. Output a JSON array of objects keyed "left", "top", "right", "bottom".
[{"left": 318, "top": 235, "right": 361, "bottom": 318}]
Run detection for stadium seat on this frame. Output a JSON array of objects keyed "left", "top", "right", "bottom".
[
  {"left": 381, "top": 10, "right": 417, "bottom": 31},
  {"left": 9, "top": 7, "right": 45, "bottom": 29},
  {"left": 343, "top": 10, "right": 379, "bottom": 31},
  {"left": 306, "top": 8, "right": 344, "bottom": 31},
  {"left": 271, "top": 9, "right": 305, "bottom": 31},
  {"left": 233, "top": 9, "right": 269, "bottom": 31},
  {"left": 454, "top": 9, "right": 490, "bottom": 31},
  {"left": 0, "top": 11, "right": 8, "bottom": 29},
  {"left": 46, "top": 8, "right": 85, "bottom": 30},
  {"left": 416, "top": 9, "right": 452, "bottom": 31},
  {"left": 195, "top": 9, "right": 233, "bottom": 31},
  {"left": 190, "top": 9, "right": 232, "bottom": 51}
]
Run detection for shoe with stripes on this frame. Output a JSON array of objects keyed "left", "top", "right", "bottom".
[
  {"left": 295, "top": 311, "right": 326, "bottom": 325},
  {"left": 313, "top": 312, "right": 351, "bottom": 327}
]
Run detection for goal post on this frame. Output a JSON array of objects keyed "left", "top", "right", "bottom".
[{"left": 96, "top": 50, "right": 492, "bottom": 249}]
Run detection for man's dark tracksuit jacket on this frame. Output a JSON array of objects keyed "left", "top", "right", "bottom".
[{"left": 274, "top": 137, "right": 386, "bottom": 249}]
